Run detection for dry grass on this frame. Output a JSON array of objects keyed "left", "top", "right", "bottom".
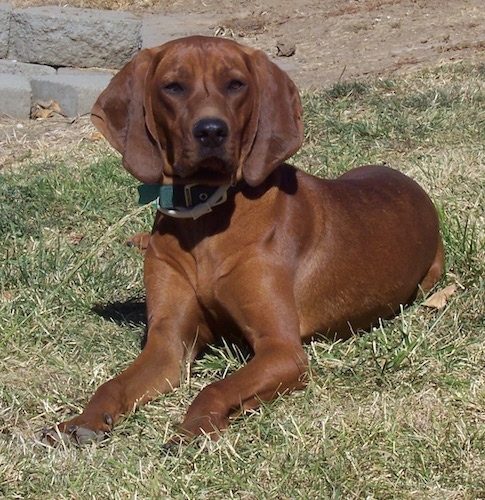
[
  {"left": 1, "top": 62, "right": 484, "bottom": 498},
  {"left": 0, "top": 115, "right": 100, "bottom": 172}
]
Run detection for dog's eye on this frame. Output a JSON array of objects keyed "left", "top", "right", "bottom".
[
  {"left": 163, "top": 82, "right": 185, "bottom": 95},
  {"left": 227, "top": 80, "right": 246, "bottom": 92}
]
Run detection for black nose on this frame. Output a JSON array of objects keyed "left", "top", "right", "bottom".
[{"left": 193, "top": 118, "right": 228, "bottom": 148}]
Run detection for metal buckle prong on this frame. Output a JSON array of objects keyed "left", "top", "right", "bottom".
[{"left": 184, "top": 184, "right": 196, "bottom": 207}]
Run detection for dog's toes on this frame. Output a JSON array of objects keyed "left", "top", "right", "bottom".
[
  {"left": 161, "top": 439, "right": 182, "bottom": 453},
  {"left": 40, "top": 413, "right": 113, "bottom": 447},
  {"left": 39, "top": 427, "right": 71, "bottom": 446},
  {"left": 39, "top": 425, "right": 108, "bottom": 447},
  {"left": 160, "top": 434, "right": 187, "bottom": 454},
  {"left": 69, "top": 425, "right": 108, "bottom": 445}
]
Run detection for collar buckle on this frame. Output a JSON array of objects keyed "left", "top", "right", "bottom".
[
  {"left": 138, "top": 182, "right": 235, "bottom": 220},
  {"left": 161, "top": 184, "right": 231, "bottom": 220}
]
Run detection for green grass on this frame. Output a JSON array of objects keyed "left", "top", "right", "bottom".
[{"left": 1, "top": 62, "right": 484, "bottom": 499}]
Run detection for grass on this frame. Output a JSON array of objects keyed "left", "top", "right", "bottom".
[{"left": 1, "top": 62, "right": 484, "bottom": 499}]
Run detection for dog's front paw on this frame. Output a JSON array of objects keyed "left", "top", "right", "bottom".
[
  {"left": 39, "top": 425, "right": 108, "bottom": 447},
  {"left": 40, "top": 413, "right": 113, "bottom": 447}
]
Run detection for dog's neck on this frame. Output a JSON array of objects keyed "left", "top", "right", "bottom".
[{"left": 138, "top": 183, "right": 233, "bottom": 220}]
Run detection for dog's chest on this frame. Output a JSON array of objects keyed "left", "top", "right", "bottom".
[
  {"left": 190, "top": 247, "right": 227, "bottom": 304},
  {"left": 188, "top": 230, "right": 248, "bottom": 314}
]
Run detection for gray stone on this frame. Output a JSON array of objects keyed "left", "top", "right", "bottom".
[
  {"left": 9, "top": 6, "right": 141, "bottom": 69},
  {"left": 57, "top": 66, "right": 115, "bottom": 77},
  {"left": 0, "top": 60, "right": 56, "bottom": 78},
  {"left": 0, "top": 73, "right": 31, "bottom": 119},
  {"left": 0, "top": 3, "right": 12, "bottom": 58},
  {"left": 30, "top": 72, "right": 113, "bottom": 117}
]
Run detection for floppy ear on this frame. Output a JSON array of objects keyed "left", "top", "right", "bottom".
[
  {"left": 242, "top": 51, "right": 304, "bottom": 186},
  {"left": 91, "top": 48, "right": 165, "bottom": 184}
]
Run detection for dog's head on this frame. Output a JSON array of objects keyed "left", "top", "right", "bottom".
[{"left": 91, "top": 36, "right": 303, "bottom": 187}]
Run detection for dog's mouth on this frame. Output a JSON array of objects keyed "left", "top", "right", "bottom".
[{"left": 174, "top": 157, "right": 237, "bottom": 185}]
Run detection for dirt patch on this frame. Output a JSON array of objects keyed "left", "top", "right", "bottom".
[
  {"left": 1, "top": 0, "right": 484, "bottom": 166},
  {"left": 209, "top": 0, "right": 485, "bottom": 89},
  {"left": 6, "top": 0, "right": 485, "bottom": 88},
  {"left": 11, "top": 0, "right": 482, "bottom": 88}
]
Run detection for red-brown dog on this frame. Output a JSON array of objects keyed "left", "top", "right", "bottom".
[{"left": 42, "top": 36, "right": 443, "bottom": 445}]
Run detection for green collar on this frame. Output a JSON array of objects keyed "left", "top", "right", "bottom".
[{"left": 138, "top": 183, "right": 236, "bottom": 220}]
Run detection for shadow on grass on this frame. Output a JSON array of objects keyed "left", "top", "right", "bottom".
[
  {"left": 92, "top": 297, "right": 255, "bottom": 362},
  {"left": 92, "top": 297, "right": 148, "bottom": 348}
]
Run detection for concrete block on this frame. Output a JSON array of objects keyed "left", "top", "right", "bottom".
[
  {"left": 57, "top": 67, "right": 115, "bottom": 78},
  {"left": 9, "top": 6, "right": 142, "bottom": 69},
  {"left": 0, "top": 3, "right": 12, "bottom": 58},
  {"left": 30, "top": 72, "right": 113, "bottom": 117},
  {"left": 142, "top": 13, "right": 216, "bottom": 48},
  {"left": 0, "top": 60, "right": 56, "bottom": 78},
  {"left": 0, "top": 73, "right": 31, "bottom": 119}
]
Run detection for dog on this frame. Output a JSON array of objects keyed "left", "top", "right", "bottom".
[{"left": 42, "top": 35, "right": 443, "bottom": 446}]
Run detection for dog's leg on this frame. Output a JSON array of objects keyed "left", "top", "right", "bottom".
[
  {"left": 179, "top": 339, "right": 308, "bottom": 440},
  {"left": 418, "top": 237, "right": 445, "bottom": 297},
  {"left": 42, "top": 265, "right": 203, "bottom": 446},
  {"left": 47, "top": 333, "right": 185, "bottom": 445},
  {"left": 178, "top": 271, "right": 309, "bottom": 440}
]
